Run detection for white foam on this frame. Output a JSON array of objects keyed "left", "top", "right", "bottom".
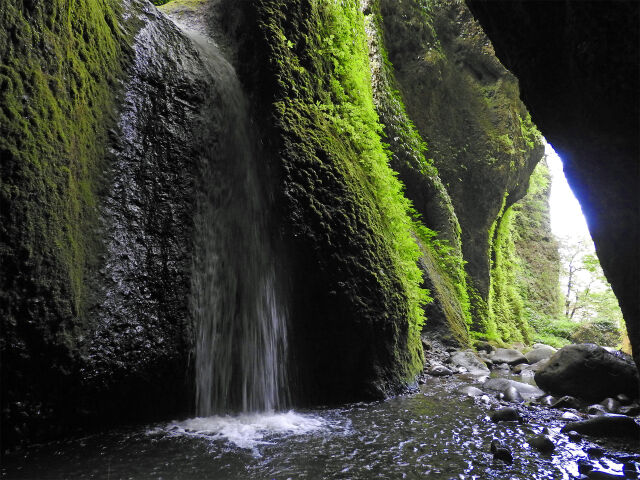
[{"left": 158, "top": 411, "right": 325, "bottom": 450}]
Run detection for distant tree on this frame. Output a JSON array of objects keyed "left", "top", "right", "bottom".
[{"left": 558, "top": 235, "right": 623, "bottom": 346}]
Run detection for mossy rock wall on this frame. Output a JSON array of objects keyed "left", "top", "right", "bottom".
[
  {"left": 377, "top": 0, "right": 544, "bottom": 339},
  {"left": 0, "top": 0, "right": 210, "bottom": 445},
  {"left": 219, "top": 0, "right": 430, "bottom": 403}
]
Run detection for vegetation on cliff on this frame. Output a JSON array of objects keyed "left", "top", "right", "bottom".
[{"left": 0, "top": 0, "right": 129, "bottom": 444}]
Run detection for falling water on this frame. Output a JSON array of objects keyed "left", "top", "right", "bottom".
[{"left": 188, "top": 32, "right": 289, "bottom": 416}]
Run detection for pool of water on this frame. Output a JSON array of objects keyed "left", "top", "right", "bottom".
[{"left": 3, "top": 376, "right": 638, "bottom": 479}]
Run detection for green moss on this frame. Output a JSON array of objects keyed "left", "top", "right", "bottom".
[
  {"left": 0, "top": 0, "right": 127, "bottom": 357},
  {"left": 249, "top": 0, "right": 429, "bottom": 382}
]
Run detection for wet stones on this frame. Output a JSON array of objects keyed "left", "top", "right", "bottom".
[
  {"left": 483, "top": 378, "right": 544, "bottom": 400},
  {"left": 490, "top": 439, "right": 513, "bottom": 464},
  {"left": 491, "top": 348, "right": 528, "bottom": 366},
  {"left": 534, "top": 344, "right": 640, "bottom": 402},
  {"left": 561, "top": 414, "right": 640, "bottom": 438},
  {"left": 448, "top": 351, "right": 491, "bottom": 375},
  {"left": 502, "top": 386, "right": 524, "bottom": 404},
  {"left": 428, "top": 365, "right": 454, "bottom": 377},
  {"left": 490, "top": 407, "right": 521, "bottom": 423},
  {"left": 551, "top": 395, "right": 582, "bottom": 410},
  {"left": 525, "top": 345, "right": 556, "bottom": 365},
  {"left": 527, "top": 434, "right": 555, "bottom": 453},
  {"left": 457, "top": 385, "right": 485, "bottom": 397}
]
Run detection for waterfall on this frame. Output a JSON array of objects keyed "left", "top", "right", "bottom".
[{"left": 188, "top": 32, "right": 289, "bottom": 416}]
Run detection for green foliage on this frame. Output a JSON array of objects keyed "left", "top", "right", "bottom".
[
  {"left": 0, "top": 0, "right": 127, "bottom": 334},
  {"left": 528, "top": 313, "right": 576, "bottom": 348},
  {"left": 571, "top": 318, "right": 621, "bottom": 347},
  {"left": 152, "top": 0, "right": 171, "bottom": 5},
  {"left": 316, "top": 1, "right": 430, "bottom": 342}
]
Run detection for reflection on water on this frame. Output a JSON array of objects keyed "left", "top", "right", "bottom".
[{"left": 3, "top": 376, "right": 638, "bottom": 480}]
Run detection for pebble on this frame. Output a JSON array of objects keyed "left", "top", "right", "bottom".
[
  {"left": 551, "top": 395, "right": 581, "bottom": 410},
  {"left": 429, "top": 365, "right": 453, "bottom": 377},
  {"left": 490, "top": 407, "right": 521, "bottom": 423},
  {"left": 619, "top": 405, "right": 640, "bottom": 417},
  {"left": 561, "top": 412, "right": 581, "bottom": 421},
  {"left": 566, "top": 430, "right": 582, "bottom": 442},
  {"left": 503, "top": 386, "right": 524, "bottom": 404},
  {"left": 616, "top": 393, "right": 632, "bottom": 405},
  {"left": 527, "top": 434, "right": 555, "bottom": 453},
  {"left": 599, "top": 397, "right": 620, "bottom": 413},
  {"left": 587, "top": 404, "right": 608, "bottom": 416},
  {"left": 490, "top": 439, "right": 513, "bottom": 464}
]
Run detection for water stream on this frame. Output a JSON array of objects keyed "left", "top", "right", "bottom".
[
  {"left": 188, "top": 31, "right": 289, "bottom": 416},
  {"left": 4, "top": 375, "right": 638, "bottom": 479}
]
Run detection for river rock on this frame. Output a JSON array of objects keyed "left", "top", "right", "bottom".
[
  {"left": 619, "top": 405, "right": 640, "bottom": 417},
  {"left": 534, "top": 344, "right": 640, "bottom": 402},
  {"left": 561, "top": 412, "right": 581, "bottom": 421},
  {"left": 586, "top": 404, "right": 607, "bottom": 416},
  {"left": 483, "top": 378, "right": 543, "bottom": 399},
  {"left": 490, "top": 439, "right": 513, "bottom": 464},
  {"left": 490, "top": 407, "right": 521, "bottom": 423},
  {"left": 457, "top": 385, "right": 485, "bottom": 397},
  {"left": 599, "top": 397, "right": 620, "bottom": 413},
  {"left": 525, "top": 345, "right": 556, "bottom": 364},
  {"left": 527, "top": 434, "right": 555, "bottom": 453},
  {"left": 429, "top": 365, "right": 454, "bottom": 377},
  {"left": 449, "top": 351, "right": 491, "bottom": 375},
  {"left": 503, "top": 386, "right": 524, "bottom": 403},
  {"left": 561, "top": 414, "right": 640, "bottom": 438},
  {"left": 551, "top": 395, "right": 582, "bottom": 410},
  {"left": 616, "top": 393, "right": 633, "bottom": 405},
  {"left": 475, "top": 341, "right": 496, "bottom": 354},
  {"left": 491, "top": 348, "right": 528, "bottom": 366}
]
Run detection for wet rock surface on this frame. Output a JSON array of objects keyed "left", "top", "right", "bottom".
[
  {"left": 491, "top": 348, "right": 528, "bottom": 366},
  {"left": 535, "top": 344, "right": 640, "bottom": 402}
]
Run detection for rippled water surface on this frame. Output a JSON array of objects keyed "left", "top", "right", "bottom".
[{"left": 3, "top": 376, "right": 638, "bottom": 479}]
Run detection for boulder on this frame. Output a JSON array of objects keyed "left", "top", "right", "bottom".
[
  {"left": 483, "top": 378, "right": 544, "bottom": 399},
  {"left": 502, "top": 386, "right": 524, "bottom": 403},
  {"left": 525, "top": 345, "right": 556, "bottom": 364},
  {"left": 457, "top": 385, "right": 485, "bottom": 397},
  {"left": 527, "top": 434, "right": 555, "bottom": 453},
  {"left": 534, "top": 344, "right": 640, "bottom": 402},
  {"left": 561, "top": 414, "right": 640, "bottom": 438},
  {"left": 428, "top": 365, "right": 454, "bottom": 377},
  {"left": 491, "top": 348, "right": 528, "bottom": 366},
  {"left": 475, "top": 341, "right": 496, "bottom": 354},
  {"left": 491, "top": 408, "right": 521, "bottom": 423},
  {"left": 449, "top": 351, "right": 491, "bottom": 375}
]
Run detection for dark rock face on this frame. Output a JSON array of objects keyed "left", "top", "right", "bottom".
[
  {"left": 1, "top": 0, "right": 211, "bottom": 445},
  {"left": 380, "top": 0, "right": 544, "bottom": 333},
  {"left": 466, "top": 0, "right": 640, "bottom": 376},
  {"left": 561, "top": 415, "right": 640, "bottom": 439},
  {"left": 535, "top": 344, "right": 640, "bottom": 402}
]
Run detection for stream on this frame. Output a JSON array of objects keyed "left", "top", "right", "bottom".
[{"left": 3, "top": 373, "right": 638, "bottom": 480}]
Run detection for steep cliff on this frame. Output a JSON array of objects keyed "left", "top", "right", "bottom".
[
  {"left": 1, "top": 0, "right": 562, "bottom": 448},
  {"left": 376, "top": 0, "right": 544, "bottom": 340},
  {"left": 466, "top": 0, "right": 640, "bottom": 377},
  {"left": 1, "top": 0, "right": 212, "bottom": 445}
]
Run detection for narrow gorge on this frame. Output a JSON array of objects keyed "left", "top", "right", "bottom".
[{"left": 1, "top": 0, "right": 638, "bottom": 478}]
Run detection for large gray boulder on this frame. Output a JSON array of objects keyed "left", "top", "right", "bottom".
[
  {"left": 525, "top": 345, "right": 556, "bottom": 364},
  {"left": 535, "top": 344, "right": 640, "bottom": 402},
  {"left": 449, "top": 351, "right": 491, "bottom": 375},
  {"left": 491, "top": 348, "right": 528, "bottom": 366},
  {"left": 483, "top": 378, "right": 544, "bottom": 399}
]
